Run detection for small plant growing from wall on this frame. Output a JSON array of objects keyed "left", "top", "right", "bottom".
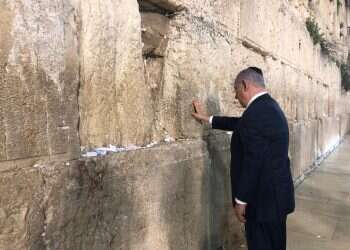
[
  {"left": 341, "top": 63, "right": 350, "bottom": 91},
  {"left": 306, "top": 18, "right": 324, "bottom": 44},
  {"left": 305, "top": 18, "right": 332, "bottom": 55},
  {"left": 337, "top": 0, "right": 342, "bottom": 14}
]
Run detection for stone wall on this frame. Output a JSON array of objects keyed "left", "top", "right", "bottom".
[
  {"left": 1, "top": 0, "right": 350, "bottom": 249},
  {"left": 0, "top": 0, "right": 80, "bottom": 161}
]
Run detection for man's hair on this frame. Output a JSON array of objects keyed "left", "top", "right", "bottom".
[{"left": 236, "top": 66, "right": 265, "bottom": 88}]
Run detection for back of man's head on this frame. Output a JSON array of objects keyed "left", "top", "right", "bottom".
[{"left": 236, "top": 67, "right": 265, "bottom": 88}]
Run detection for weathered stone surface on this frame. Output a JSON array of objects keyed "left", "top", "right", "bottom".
[
  {"left": 318, "top": 117, "right": 341, "bottom": 156},
  {"left": 0, "top": 0, "right": 80, "bottom": 161},
  {"left": 340, "top": 114, "right": 350, "bottom": 137},
  {"left": 0, "top": 140, "right": 217, "bottom": 250},
  {"left": 1, "top": 0, "right": 350, "bottom": 249},
  {"left": 205, "top": 132, "right": 246, "bottom": 250},
  {"left": 77, "top": 0, "right": 350, "bottom": 148},
  {"left": 0, "top": 163, "right": 44, "bottom": 250},
  {"left": 79, "top": 0, "right": 153, "bottom": 148},
  {"left": 310, "top": 0, "right": 349, "bottom": 53},
  {"left": 141, "top": 13, "right": 170, "bottom": 57}
]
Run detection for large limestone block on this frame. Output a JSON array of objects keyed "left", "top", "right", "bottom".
[
  {"left": 239, "top": 0, "right": 346, "bottom": 84},
  {"left": 317, "top": 117, "right": 341, "bottom": 157},
  {"left": 313, "top": 58, "right": 340, "bottom": 88},
  {"left": 38, "top": 140, "right": 210, "bottom": 249},
  {"left": 295, "top": 73, "right": 312, "bottom": 121},
  {"left": 306, "top": 120, "right": 318, "bottom": 168},
  {"left": 240, "top": 0, "right": 315, "bottom": 74},
  {"left": 0, "top": 140, "right": 219, "bottom": 250},
  {"left": 290, "top": 121, "right": 317, "bottom": 179},
  {"left": 151, "top": 0, "right": 240, "bottom": 35},
  {"left": 156, "top": 12, "right": 268, "bottom": 140},
  {"left": 0, "top": 0, "right": 80, "bottom": 161},
  {"left": 140, "top": 0, "right": 241, "bottom": 32},
  {"left": 79, "top": 0, "right": 153, "bottom": 148},
  {"left": 0, "top": 163, "right": 44, "bottom": 250},
  {"left": 283, "top": 66, "right": 299, "bottom": 121},
  {"left": 340, "top": 114, "right": 350, "bottom": 137},
  {"left": 307, "top": 79, "right": 318, "bottom": 120},
  {"left": 296, "top": 121, "right": 318, "bottom": 176},
  {"left": 205, "top": 132, "right": 246, "bottom": 250},
  {"left": 328, "top": 86, "right": 338, "bottom": 117},
  {"left": 264, "top": 57, "right": 309, "bottom": 121},
  {"left": 315, "top": 83, "right": 329, "bottom": 119},
  {"left": 153, "top": 15, "right": 234, "bottom": 140},
  {"left": 265, "top": 58, "right": 284, "bottom": 109},
  {"left": 337, "top": 94, "right": 350, "bottom": 115}
]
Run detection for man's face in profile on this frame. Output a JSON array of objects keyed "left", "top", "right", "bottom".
[{"left": 234, "top": 79, "right": 247, "bottom": 108}]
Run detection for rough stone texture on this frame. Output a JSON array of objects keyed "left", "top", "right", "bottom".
[
  {"left": 205, "top": 132, "right": 246, "bottom": 250},
  {"left": 141, "top": 13, "right": 170, "bottom": 57},
  {"left": 77, "top": 0, "right": 350, "bottom": 148},
  {"left": 0, "top": 140, "right": 211, "bottom": 250},
  {"left": 1, "top": 0, "right": 350, "bottom": 249},
  {"left": 0, "top": 162, "right": 44, "bottom": 249},
  {"left": 0, "top": 0, "right": 80, "bottom": 161},
  {"left": 79, "top": 0, "right": 154, "bottom": 148}
]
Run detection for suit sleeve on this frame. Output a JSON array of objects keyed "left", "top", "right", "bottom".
[
  {"left": 212, "top": 116, "right": 241, "bottom": 131},
  {"left": 235, "top": 116, "right": 269, "bottom": 204}
]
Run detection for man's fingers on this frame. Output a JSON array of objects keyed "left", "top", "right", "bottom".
[
  {"left": 239, "top": 215, "right": 246, "bottom": 223},
  {"left": 235, "top": 205, "right": 246, "bottom": 223},
  {"left": 235, "top": 210, "right": 245, "bottom": 223},
  {"left": 237, "top": 212, "right": 246, "bottom": 223},
  {"left": 191, "top": 100, "right": 209, "bottom": 123},
  {"left": 192, "top": 100, "right": 202, "bottom": 113}
]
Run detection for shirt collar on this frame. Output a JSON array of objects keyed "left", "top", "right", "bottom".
[{"left": 246, "top": 91, "right": 268, "bottom": 109}]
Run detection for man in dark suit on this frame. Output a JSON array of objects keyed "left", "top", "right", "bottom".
[{"left": 192, "top": 67, "right": 295, "bottom": 250}]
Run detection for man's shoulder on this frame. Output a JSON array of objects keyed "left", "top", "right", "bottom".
[
  {"left": 244, "top": 94, "right": 274, "bottom": 116},
  {"left": 243, "top": 95, "right": 287, "bottom": 129},
  {"left": 250, "top": 94, "right": 283, "bottom": 113}
]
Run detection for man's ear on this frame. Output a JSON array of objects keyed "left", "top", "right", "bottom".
[{"left": 242, "top": 80, "right": 247, "bottom": 90}]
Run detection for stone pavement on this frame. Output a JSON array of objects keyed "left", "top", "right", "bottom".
[{"left": 287, "top": 136, "right": 350, "bottom": 250}]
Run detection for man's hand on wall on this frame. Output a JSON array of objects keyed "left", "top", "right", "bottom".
[
  {"left": 234, "top": 203, "right": 247, "bottom": 223},
  {"left": 191, "top": 100, "right": 210, "bottom": 123}
]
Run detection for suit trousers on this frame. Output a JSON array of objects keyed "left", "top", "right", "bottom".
[{"left": 245, "top": 216, "right": 287, "bottom": 250}]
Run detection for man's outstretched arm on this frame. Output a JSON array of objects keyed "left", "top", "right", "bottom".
[{"left": 192, "top": 100, "right": 240, "bottom": 131}]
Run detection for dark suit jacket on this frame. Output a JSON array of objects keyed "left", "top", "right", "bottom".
[{"left": 212, "top": 94, "right": 295, "bottom": 222}]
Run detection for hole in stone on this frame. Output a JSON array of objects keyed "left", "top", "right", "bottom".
[
  {"left": 138, "top": 0, "right": 178, "bottom": 16},
  {"left": 138, "top": 0, "right": 185, "bottom": 101},
  {"left": 141, "top": 12, "right": 170, "bottom": 57}
]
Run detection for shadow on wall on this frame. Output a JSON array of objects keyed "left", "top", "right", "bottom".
[
  {"left": 203, "top": 96, "right": 246, "bottom": 250},
  {"left": 159, "top": 145, "right": 211, "bottom": 249}
]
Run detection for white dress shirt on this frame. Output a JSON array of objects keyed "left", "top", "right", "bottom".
[{"left": 208, "top": 91, "right": 268, "bottom": 205}]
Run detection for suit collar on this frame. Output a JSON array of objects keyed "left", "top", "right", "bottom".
[
  {"left": 246, "top": 91, "right": 268, "bottom": 109},
  {"left": 242, "top": 92, "right": 269, "bottom": 116}
]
